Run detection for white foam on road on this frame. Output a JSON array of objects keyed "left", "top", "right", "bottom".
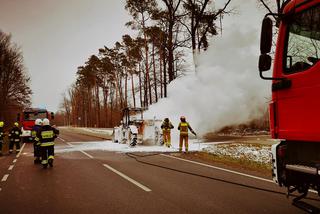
[{"left": 55, "top": 139, "right": 209, "bottom": 154}]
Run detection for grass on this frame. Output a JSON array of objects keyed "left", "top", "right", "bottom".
[{"left": 176, "top": 151, "right": 273, "bottom": 178}]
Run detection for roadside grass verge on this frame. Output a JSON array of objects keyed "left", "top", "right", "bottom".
[{"left": 175, "top": 143, "right": 273, "bottom": 178}]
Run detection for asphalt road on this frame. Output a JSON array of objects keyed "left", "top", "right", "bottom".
[{"left": 0, "top": 129, "right": 319, "bottom": 214}]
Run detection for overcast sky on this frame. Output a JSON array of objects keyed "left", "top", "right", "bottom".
[
  {"left": 0, "top": 0, "right": 131, "bottom": 112},
  {"left": 0, "top": 0, "right": 267, "bottom": 112}
]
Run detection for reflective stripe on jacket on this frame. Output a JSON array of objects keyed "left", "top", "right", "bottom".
[
  {"left": 37, "top": 125, "right": 57, "bottom": 147},
  {"left": 178, "top": 122, "right": 189, "bottom": 135},
  {"left": 9, "top": 127, "right": 21, "bottom": 141},
  {"left": 41, "top": 142, "right": 54, "bottom": 147}
]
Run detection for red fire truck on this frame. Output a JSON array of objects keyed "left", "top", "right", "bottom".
[
  {"left": 17, "top": 108, "right": 54, "bottom": 143},
  {"left": 259, "top": 0, "right": 320, "bottom": 208}
]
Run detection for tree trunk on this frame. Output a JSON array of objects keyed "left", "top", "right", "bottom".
[
  {"left": 131, "top": 73, "right": 136, "bottom": 108},
  {"left": 125, "top": 71, "right": 128, "bottom": 108},
  {"left": 168, "top": 22, "right": 174, "bottom": 82},
  {"left": 95, "top": 85, "right": 100, "bottom": 127},
  {"left": 152, "top": 43, "right": 158, "bottom": 102},
  {"left": 138, "top": 64, "right": 143, "bottom": 108},
  {"left": 163, "top": 46, "right": 167, "bottom": 98},
  {"left": 159, "top": 47, "right": 163, "bottom": 99}
]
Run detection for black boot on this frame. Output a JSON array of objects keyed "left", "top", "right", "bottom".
[{"left": 48, "top": 159, "right": 53, "bottom": 167}]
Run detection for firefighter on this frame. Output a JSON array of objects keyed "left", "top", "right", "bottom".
[
  {"left": 31, "top": 119, "right": 42, "bottom": 164},
  {"left": 0, "top": 121, "right": 4, "bottom": 156},
  {"left": 178, "top": 116, "right": 196, "bottom": 153},
  {"left": 161, "top": 118, "right": 174, "bottom": 147},
  {"left": 38, "top": 119, "right": 58, "bottom": 168},
  {"left": 8, "top": 122, "right": 22, "bottom": 154}
]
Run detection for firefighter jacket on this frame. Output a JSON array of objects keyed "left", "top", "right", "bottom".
[
  {"left": 37, "top": 125, "right": 58, "bottom": 147},
  {"left": 161, "top": 121, "right": 174, "bottom": 132},
  {"left": 9, "top": 127, "right": 22, "bottom": 142},
  {"left": 0, "top": 127, "right": 4, "bottom": 141},
  {"left": 178, "top": 122, "right": 194, "bottom": 136},
  {"left": 31, "top": 125, "right": 42, "bottom": 145}
]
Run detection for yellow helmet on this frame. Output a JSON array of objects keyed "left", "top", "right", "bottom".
[
  {"left": 14, "top": 122, "right": 19, "bottom": 127},
  {"left": 0, "top": 121, "right": 4, "bottom": 127}
]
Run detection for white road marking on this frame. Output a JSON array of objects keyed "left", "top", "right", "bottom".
[
  {"left": 1, "top": 174, "right": 9, "bottom": 182},
  {"left": 103, "top": 164, "right": 151, "bottom": 192},
  {"left": 8, "top": 165, "right": 14, "bottom": 171},
  {"left": 63, "top": 140, "right": 94, "bottom": 159},
  {"left": 58, "top": 137, "right": 66, "bottom": 142},
  {"left": 16, "top": 143, "right": 26, "bottom": 158},
  {"left": 161, "top": 154, "right": 273, "bottom": 183},
  {"left": 13, "top": 159, "right": 17, "bottom": 163},
  {"left": 80, "top": 150, "right": 94, "bottom": 159},
  {"left": 66, "top": 142, "right": 73, "bottom": 147}
]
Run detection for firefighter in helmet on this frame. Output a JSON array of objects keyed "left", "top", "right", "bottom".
[
  {"left": 8, "top": 122, "right": 22, "bottom": 154},
  {"left": 37, "top": 119, "right": 59, "bottom": 168},
  {"left": 178, "top": 116, "right": 196, "bottom": 152},
  {"left": 0, "top": 121, "right": 4, "bottom": 156},
  {"left": 31, "top": 119, "right": 42, "bottom": 164},
  {"left": 161, "top": 118, "right": 174, "bottom": 147}
]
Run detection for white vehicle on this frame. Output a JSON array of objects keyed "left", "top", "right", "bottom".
[{"left": 112, "top": 108, "right": 162, "bottom": 146}]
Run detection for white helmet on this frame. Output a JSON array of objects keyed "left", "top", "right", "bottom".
[
  {"left": 42, "top": 118, "right": 50, "bottom": 126},
  {"left": 35, "top": 119, "right": 42, "bottom": 126}
]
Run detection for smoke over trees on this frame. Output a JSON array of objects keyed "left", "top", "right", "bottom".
[
  {"left": 60, "top": 0, "right": 232, "bottom": 127},
  {"left": 0, "top": 31, "right": 32, "bottom": 126}
]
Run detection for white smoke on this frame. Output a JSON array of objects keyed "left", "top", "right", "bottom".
[{"left": 145, "top": 0, "right": 271, "bottom": 136}]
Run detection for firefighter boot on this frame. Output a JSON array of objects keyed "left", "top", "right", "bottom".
[
  {"left": 48, "top": 156, "right": 54, "bottom": 167},
  {"left": 48, "top": 159, "right": 53, "bottom": 167},
  {"left": 34, "top": 157, "right": 40, "bottom": 164},
  {"left": 42, "top": 160, "right": 48, "bottom": 169}
]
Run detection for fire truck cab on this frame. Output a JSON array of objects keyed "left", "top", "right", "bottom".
[
  {"left": 17, "top": 108, "right": 54, "bottom": 143},
  {"left": 259, "top": 0, "right": 320, "bottom": 208}
]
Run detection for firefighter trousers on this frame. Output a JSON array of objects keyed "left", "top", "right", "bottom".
[
  {"left": 33, "top": 142, "right": 41, "bottom": 160},
  {"left": 179, "top": 135, "right": 188, "bottom": 152},
  {"left": 163, "top": 131, "right": 171, "bottom": 147},
  {"left": 0, "top": 140, "right": 3, "bottom": 154},
  {"left": 9, "top": 140, "right": 21, "bottom": 153},
  {"left": 41, "top": 145, "right": 54, "bottom": 165}
]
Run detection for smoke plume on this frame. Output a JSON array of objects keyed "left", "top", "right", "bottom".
[{"left": 145, "top": 0, "right": 270, "bottom": 136}]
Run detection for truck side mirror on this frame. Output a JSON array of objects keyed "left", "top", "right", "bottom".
[
  {"left": 259, "top": 54, "right": 272, "bottom": 72},
  {"left": 17, "top": 113, "right": 20, "bottom": 121},
  {"left": 260, "top": 17, "right": 273, "bottom": 54},
  {"left": 51, "top": 112, "right": 55, "bottom": 120}
]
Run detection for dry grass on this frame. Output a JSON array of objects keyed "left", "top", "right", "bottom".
[{"left": 174, "top": 151, "right": 273, "bottom": 179}]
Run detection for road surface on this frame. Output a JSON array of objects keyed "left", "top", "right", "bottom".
[{"left": 0, "top": 129, "right": 318, "bottom": 213}]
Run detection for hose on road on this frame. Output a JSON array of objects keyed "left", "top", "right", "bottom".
[{"left": 125, "top": 152, "right": 320, "bottom": 201}]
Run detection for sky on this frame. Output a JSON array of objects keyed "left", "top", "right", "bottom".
[
  {"left": 0, "top": 0, "right": 131, "bottom": 111},
  {"left": 0, "top": 0, "right": 270, "bottom": 115}
]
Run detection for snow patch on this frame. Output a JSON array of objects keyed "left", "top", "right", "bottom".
[{"left": 204, "top": 143, "right": 271, "bottom": 164}]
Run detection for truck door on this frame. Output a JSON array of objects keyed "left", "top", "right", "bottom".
[{"left": 276, "top": 5, "right": 320, "bottom": 141}]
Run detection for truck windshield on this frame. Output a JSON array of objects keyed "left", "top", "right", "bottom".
[
  {"left": 24, "top": 112, "right": 47, "bottom": 121},
  {"left": 285, "top": 6, "right": 320, "bottom": 74}
]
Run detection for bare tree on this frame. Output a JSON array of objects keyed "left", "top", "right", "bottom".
[{"left": 0, "top": 31, "right": 32, "bottom": 123}]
